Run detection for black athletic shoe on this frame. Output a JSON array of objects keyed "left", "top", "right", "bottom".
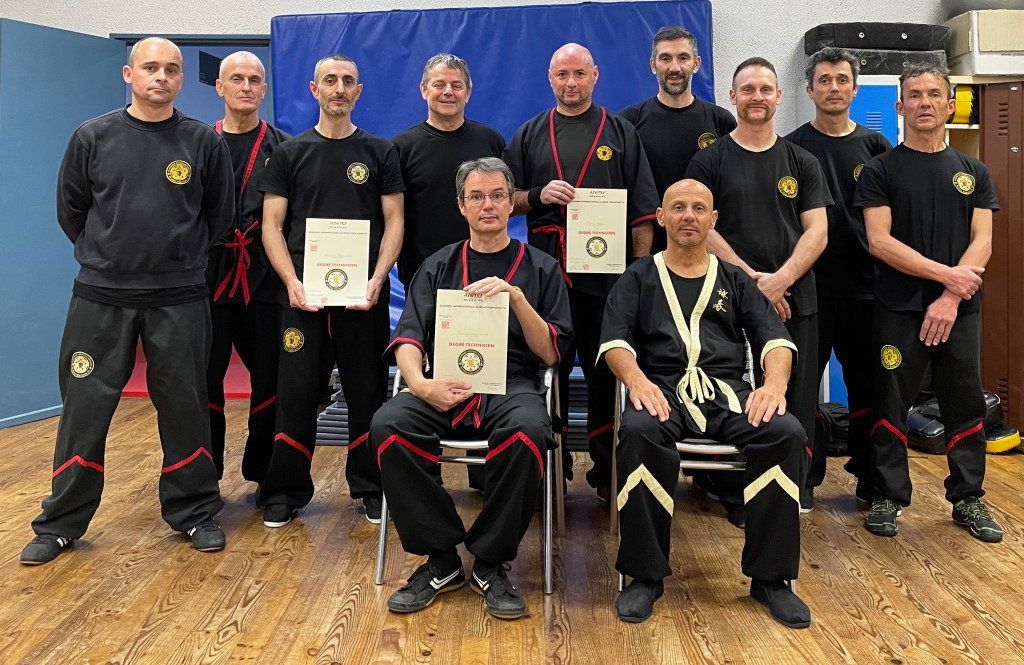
[
  {"left": 471, "top": 563, "right": 526, "bottom": 619},
  {"left": 263, "top": 504, "right": 296, "bottom": 528},
  {"left": 363, "top": 496, "right": 383, "bottom": 524},
  {"left": 864, "top": 498, "right": 901, "bottom": 537},
  {"left": 750, "top": 579, "right": 811, "bottom": 629},
  {"left": 952, "top": 498, "right": 1003, "bottom": 543},
  {"left": 387, "top": 561, "right": 466, "bottom": 613},
  {"left": 726, "top": 506, "right": 746, "bottom": 529},
  {"left": 20, "top": 535, "right": 73, "bottom": 565},
  {"left": 188, "top": 521, "right": 226, "bottom": 552},
  {"left": 615, "top": 579, "right": 664, "bottom": 623},
  {"left": 799, "top": 486, "right": 813, "bottom": 514}
]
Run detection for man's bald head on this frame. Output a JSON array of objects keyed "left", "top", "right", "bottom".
[
  {"left": 548, "top": 43, "right": 599, "bottom": 113},
  {"left": 549, "top": 43, "right": 595, "bottom": 70},
  {"left": 662, "top": 178, "right": 713, "bottom": 208},
  {"left": 128, "top": 37, "right": 181, "bottom": 67},
  {"left": 219, "top": 51, "right": 265, "bottom": 80},
  {"left": 658, "top": 179, "right": 717, "bottom": 248}
]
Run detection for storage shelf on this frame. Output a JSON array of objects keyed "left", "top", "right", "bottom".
[{"left": 945, "top": 123, "right": 981, "bottom": 129}]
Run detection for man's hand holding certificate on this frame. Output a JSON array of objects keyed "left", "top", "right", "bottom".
[
  {"left": 566, "top": 187, "right": 627, "bottom": 274},
  {"left": 433, "top": 287, "right": 510, "bottom": 395},
  {"left": 302, "top": 218, "right": 370, "bottom": 307}
]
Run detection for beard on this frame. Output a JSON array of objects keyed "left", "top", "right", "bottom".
[{"left": 658, "top": 73, "right": 690, "bottom": 96}]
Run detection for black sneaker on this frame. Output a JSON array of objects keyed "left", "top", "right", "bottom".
[
  {"left": 253, "top": 484, "right": 266, "bottom": 509},
  {"left": 615, "top": 579, "right": 664, "bottom": 623},
  {"left": 864, "top": 498, "right": 901, "bottom": 537},
  {"left": 386, "top": 561, "right": 466, "bottom": 613},
  {"left": 363, "top": 496, "right": 383, "bottom": 524},
  {"left": 952, "top": 498, "right": 1003, "bottom": 543},
  {"left": 188, "top": 521, "right": 225, "bottom": 552},
  {"left": 264, "top": 504, "right": 295, "bottom": 528},
  {"left": 799, "top": 486, "right": 813, "bottom": 514},
  {"left": 20, "top": 535, "right": 73, "bottom": 565},
  {"left": 471, "top": 563, "right": 526, "bottom": 619},
  {"left": 750, "top": 579, "right": 811, "bottom": 629},
  {"left": 726, "top": 506, "right": 746, "bottom": 529}
]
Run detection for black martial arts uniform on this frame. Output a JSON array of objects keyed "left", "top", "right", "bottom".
[
  {"left": 392, "top": 120, "right": 505, "bottom": 286},
  {"left": 619, "top": 96, "right": 736, "bottom": 254},
  {"left": 854, "top": 145, "right": 998, "bottom": 505},
  {"left": 371, "top": 239, "right": 572, "bottom": 563},
  {"left": 786, "top": 122, "right": 891, "bottom": 497},
  {"left": 258, "top": 127, "right": 404, "bottom": 509},
  {"left": 600, "top": 254, "right": 803, "bottom": 582},
  {"left": 686, "top": 136, "right": 833, "bottom": 492},
  {"left": 504, "top": 104, "right": 660, "bottom": 489},
  {"left": 32, "top": 107, "right": 234, "bottom": 539},
  {"left": 206, "top": 119, "right": 290, "bottom": 482}
]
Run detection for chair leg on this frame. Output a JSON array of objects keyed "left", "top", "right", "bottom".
[
  {"left": 544, "top": 448, "right": 554, "bottom": 595},
  {"left": 609, "top": 445, "right": 618, "bottom": 535},
  {"left": 374, "top": 492, "right": 390, "bottom": 585},
  {"left": 618, "top": 573, "right": 625, "bottom": 592},
  {"left": 554, "top": 437, "right": 565, "bottom": 538}
]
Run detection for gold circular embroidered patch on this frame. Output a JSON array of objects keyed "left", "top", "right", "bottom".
[
  {"left": 70, "top": 351, "right": 94, "bottom": 378},
  {"left": 881, "top": 345, "right": 902, "bottom": 370},
  {"left": 853, "top": 164, "right": 864, "bottom": 181},
  {"left": 596, "top": 145, "right": 612, "bottom": 161},
  {"left": 778, "top": 176, "right": 798, "bottom": 198},
  {"left": 347, "top": 162, "right": 369, "bottom": 184},
  {"left": 458, "top": 349, "right": 484, "bottom": 375},
  {"left": 953, "top": 171, "right": 975, "bottom": 195},
  {"left": 165, "top": 160, "right": 192, "bottom": 185},
  {"left": 325, "top": 269, "right": 348, "bottom": 291},
  {"left": 697, "top": 132, "right": 718, "bottom": 149},
  {"left": 283, "top": 327, "right": 304, "bottom": 353}
]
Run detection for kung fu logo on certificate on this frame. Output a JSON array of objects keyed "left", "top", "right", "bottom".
[
  {"left": 302, "top": 218, "right": 370, "bottom": 307},
  {"left": 433, "top": 289, "right": 509, "bottom": 394},
  {"left": 566, "top": 188, "right": 627, "bottom": 274}
]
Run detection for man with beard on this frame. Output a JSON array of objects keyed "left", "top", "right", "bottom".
[
  {"left": 620, "top": 26, "right": 736, "bottom": 254},
  {"left": 786, "top": 48, "right": 891, "bottom": 509},
  {"left": 259, "top": 54, "right": 404, "bottom": 527},
  {"left": 504, "top": 43, "right": 659, "bottom": 497},
  {"left": 686, "top": 58, "right": 832, "bottom": 512},
  {"left": 206, "top": 51, "right": 291, "bottom": 487}
]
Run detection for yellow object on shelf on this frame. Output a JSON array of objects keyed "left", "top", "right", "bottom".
[{"left": 948, "top": 85, "right": 975, "bottom": 124}]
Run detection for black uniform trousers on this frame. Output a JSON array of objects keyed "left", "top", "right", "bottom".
[
  {"left": 616, "top": 396, "right": 804, "bottom": 582},
  {"left": 206, "top": 300, "right": 279, "bottom": 482},
  {"left": 869, "top": 305, "right": 986, "bottom": 505},
  {"left": 812, "top": 296, "right": 875, "bottom": 494},
  {"left": 559, "top": 288, "right": 616, "bottom": 489},
  {"left": 32, "top": 296, "right": 223, "bottom": 539},
  {"left": 260, "top": 303, "right": 389, "bottom": 508},
  {"left": 373, "top": 391, "right": 548, "bottom": 564}
]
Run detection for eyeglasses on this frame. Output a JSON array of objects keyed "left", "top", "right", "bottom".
[{"left": 461, "top": 192, "right": 509, "bottom": 206}]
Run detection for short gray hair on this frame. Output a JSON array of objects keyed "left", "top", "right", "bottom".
[
  {"left": 455, "top": 157, "right": 514, "bottom": 199},
  {"left": 804, "top": 47, "right": 859, "bottom": 86},
  {"left": 421, "top": 53, "right": 472, "bottom": 91},
  {"left": 313, "top": 54, "right": 357, "bottom": 82},
  {"left": 899, "top": 63, "right": 952, "bottom": 100}
]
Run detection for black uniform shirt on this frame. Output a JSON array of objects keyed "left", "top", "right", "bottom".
[
  {"left": 786, "top": 122, "right": 891, "bottom": 299},
  {"left": 259, "top": 127, "right": 404, "bottom": 300},
  {"left": 392, "top": 120, "right": 505, "bottom": 286},
  {"left": 853, "top": 144, "right": 999, "bottom": 314},
  {"left": 685, "top": 135, "right": 833, "bottom": 316}
]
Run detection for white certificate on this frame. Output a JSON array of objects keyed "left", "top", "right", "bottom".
[
  {"left": 566, "top": 187, "right": 628, "bottom": 274},
  {"left": 433, "top": 289, "right": 509, "bottom": 395},
  {"left": 302, "top": 218, "right": 370, "bottom": 307}
]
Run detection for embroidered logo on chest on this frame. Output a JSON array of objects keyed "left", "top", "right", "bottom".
[
  {"left": 347, "top": 162, "right": 369, "bottom": 184},
  {"left": 697, "top": 133, "right": 718, "bottom": 149},
  {"left": 778, "top": 176, "right": 798, "bottom": 199},
  {"left": 283, "top": 327, "right": 304, "bottom": 352},
  {"left": 165, "top": 160, "right": 192, "bottom": 185},
  {"left": 853, "top": 164, "right": 864, "bottom": 181},
  {"left": 596, "top": 146, "right": 613, "bottom": 161},
  {"left": 952, "top": 172, "right": 975, "bottom": 195}
]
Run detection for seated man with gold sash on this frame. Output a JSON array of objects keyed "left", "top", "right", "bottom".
[{"left": 599, "top": 179, "right": 809, "bottom": 628}]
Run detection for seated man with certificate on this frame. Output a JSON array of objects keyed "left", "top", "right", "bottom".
[
  {"left": 370, "top": 157, "right": 571, "bottom": 620},
  {"left": 599, "top": 179, "right": 810, "bottom": 628}
]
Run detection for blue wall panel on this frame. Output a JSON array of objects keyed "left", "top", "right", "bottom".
[{"left": 0, "top": 20, "right": 125, "bottom": 428}]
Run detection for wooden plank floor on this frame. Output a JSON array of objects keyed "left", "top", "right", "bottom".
[{"left": 1, "top": 398, "right": 1023, "bottom": 665}]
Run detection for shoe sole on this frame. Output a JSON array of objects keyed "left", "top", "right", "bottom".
[
  {"left": 751, "top": 595, "right": 811, "bottom": 629},
  {"left": 864, "top": 523, "right": 898, "bottom": 537},
  {"left": 616, "top": 588, "right": 664, "bottom": 623},
  {"left": 799, "top": 506, "right": 812, "bottom": 514},
  {"left": 953, "top": 518, "right": 1003, "bottom": 543},
  {"left": 20, "top": 558, "right": 53, "bottom": 566},
  {"left": 470, "top": 583, "right": 525, "bottom": 619},
  {"left": 194, "top": 544, "right": 225, "bottom": 552},
  {"left": 387, "top": 580, "right": 465, "bottom": 613},
  {"left": 264, "top": 515, "right": 294, "bottom": 528}
]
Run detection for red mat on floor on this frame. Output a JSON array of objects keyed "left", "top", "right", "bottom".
[{"left": 122, "top": 346, "right": 251, "bottom": 398}]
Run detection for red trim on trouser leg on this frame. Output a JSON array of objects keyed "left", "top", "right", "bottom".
[
  {"left": 588, "top": 422, "right": 614, "bottom": 439},
  {"left": 349, "top": 432, "right": 368, "bottom": 449},
  {"left": 947, "top": 421, "right": 984, "bottom": 453},
  {"left": 250, "top": 395, "right": 276, "bottom": 415},
  {"left": 275, "top": 433, "right": 313, "bottom": 461},
  {"left": 805, "top": 446, "right": 813, "bottom": 457},
  {"left": 161, "top": 447, "right": 213, "bottom": 473},
  {"left": 871, "top": 419, "right": 908, "bottom": 447},
  {"left": 208, "top": 402, "right": 224, "bottom": 413},
  {"left": 849, "top": 408, "right": 871, "bottom": 419},
  {"left": 52, "top": 455, "right": 104, "bottom": 477},
  {"left": 485, "top": 432, "right": 544, "bottom": 474},
  {"left": 377, "top": 434, "right": 440, "bottom": 466}
]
